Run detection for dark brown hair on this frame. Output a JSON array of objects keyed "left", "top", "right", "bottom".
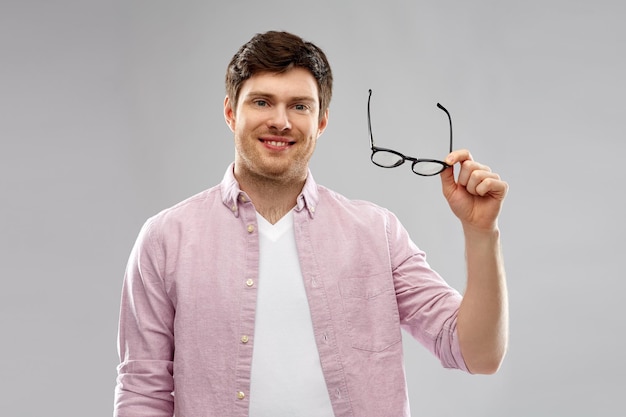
[{"left": 225, "top": 31, "right": 333, "bottom": 119}]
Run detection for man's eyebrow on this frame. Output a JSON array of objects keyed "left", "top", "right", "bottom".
[
  {"left": 246, "top": 91, "right": 317, "bottom": 103},
  {"left": 246, "top": 90, "right": 273, "bottom": 98},
  {"left": 291, "top": 96, "right": 317, "bottom": 104}
]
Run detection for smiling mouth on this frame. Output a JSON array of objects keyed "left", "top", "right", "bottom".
[{"left": 260, "top": 139, "right": 295, "bottom": 148}]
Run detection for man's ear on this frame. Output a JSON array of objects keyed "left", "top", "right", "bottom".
[
  {"left": 317, "top": 108, "right": 329, "bottom": 138},
  {"left": 224, "top": 96, "right": 236, "bottom": 132}
]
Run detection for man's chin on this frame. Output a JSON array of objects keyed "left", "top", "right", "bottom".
[{"left": 257, "top": 163, "right": 306, "bottom": 183}]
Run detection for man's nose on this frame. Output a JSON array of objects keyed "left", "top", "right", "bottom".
[{"left": 267, "top": 106, "right": 291, "bottom": 131}]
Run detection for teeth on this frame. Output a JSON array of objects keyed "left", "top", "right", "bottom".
[{"left": 266, "top": 140, "right": 289, "bottom": 147}]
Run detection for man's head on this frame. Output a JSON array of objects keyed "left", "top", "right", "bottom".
[{"left": 225, "top": 31, "right": 333, "bottom": 121}]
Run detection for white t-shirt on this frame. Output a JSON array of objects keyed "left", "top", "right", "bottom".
[{"left": 248, "top": 210, "right": 335, "bottom": 417}]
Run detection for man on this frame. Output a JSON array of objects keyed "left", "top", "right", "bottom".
[{"left": 114, "top": 31, "right": 508, "bottom": 417}]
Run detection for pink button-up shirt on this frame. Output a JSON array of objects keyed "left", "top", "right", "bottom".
[{"left": 114, "top": 164, "right": 468, "bottom": 417}]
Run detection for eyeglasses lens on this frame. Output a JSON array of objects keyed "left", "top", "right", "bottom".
[
  {"left": 412, "top": 161, "right": 445, "bottom": 176},
  {"left": 371, "top": 151, "right": 403, "bottom": 168}
]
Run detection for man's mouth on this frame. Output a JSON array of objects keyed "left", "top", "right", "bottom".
[{"left": 260, "top": 138, "right": 295, "bottom": 148}]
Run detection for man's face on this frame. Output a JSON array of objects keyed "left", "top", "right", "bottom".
[{"left": 224, "top": 67, "right": 329, "bottom": 184}]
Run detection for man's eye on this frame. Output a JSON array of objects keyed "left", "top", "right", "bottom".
[
  {"left": 294, "top": 104, "right": 308, "bottom": 111},
  {"left": 254, "top": 100, "right": 268, "bottom": 107}
]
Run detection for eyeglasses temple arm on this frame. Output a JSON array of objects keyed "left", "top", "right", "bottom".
[
  {"left": 368, "top": 89, "right": 375, "bottom": 148},
  {"left": 437, "top": 103, "right": 453, "bottom": 154}
]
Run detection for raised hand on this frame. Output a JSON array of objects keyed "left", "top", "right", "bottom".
[{"left": 440, "top": 149, "right": 508, "bottom": 232}]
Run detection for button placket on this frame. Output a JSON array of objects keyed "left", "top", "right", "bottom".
[{"left": 232, "top": 203, "right": 260, "bottom": 413}]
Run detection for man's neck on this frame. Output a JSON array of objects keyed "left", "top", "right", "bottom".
[{"left": 235, "top": 170, "right": 306, "bottom": 225}]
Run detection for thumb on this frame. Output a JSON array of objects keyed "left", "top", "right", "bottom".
[{"left": 439, "top": 165, "right": 456, "bottom": 199}]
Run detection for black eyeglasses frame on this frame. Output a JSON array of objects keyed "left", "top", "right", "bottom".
[{"left": 367, "top": 89, "right": 454, "bottom": 176}]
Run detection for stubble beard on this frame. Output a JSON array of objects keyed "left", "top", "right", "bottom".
[{"left": 234, "top": 133, "right": 312, "bottom": 187}]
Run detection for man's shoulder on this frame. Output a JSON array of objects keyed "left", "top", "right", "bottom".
[
  {"left": 316, "top": 184, "right": 391, "bottom": 219},
  {"left": 317, "top": 185, "right": 388, "bottom": 213},
  {"left": 146, "top": 184, "right": 223, "bottom": 226}
]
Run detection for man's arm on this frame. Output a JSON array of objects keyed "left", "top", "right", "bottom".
[
  {"left": 440, "top": 150, "right": 509, "bottom": 374},
  {"left": 114, "top": 221, "right": 176, "bottom": 416}
]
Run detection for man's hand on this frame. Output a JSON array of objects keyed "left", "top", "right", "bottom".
[{"left": 440, "top": 149, "right": 508, "bottom": 232}]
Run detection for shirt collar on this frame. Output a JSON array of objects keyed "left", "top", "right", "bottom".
[{"left": 220, "top": 163, "right": 320, "bottom": 219}]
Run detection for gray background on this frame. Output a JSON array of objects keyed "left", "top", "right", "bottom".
[{"left": 1, "top": 0, "right": 625, "bottom": 416}]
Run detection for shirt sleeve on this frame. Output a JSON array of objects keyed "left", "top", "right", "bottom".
[
  {"left": 114, "top": 219, "right": 176, "bottom": 417},
  {"left": 386, "top": 210, "right": 470, "bottom": 373}
]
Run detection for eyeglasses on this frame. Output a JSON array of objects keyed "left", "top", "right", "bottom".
[{"left": 367, "top": 89, "right": 453, "bottom": 176}]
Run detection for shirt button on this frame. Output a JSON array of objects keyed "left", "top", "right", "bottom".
[
  {"left": 237, "top": 391, "right": 245, "bottom": 400},
  {"left": 247, "top": 224, "right": 255, "bottom": 233},
  {"left": 241, "top": 335, "right": 249, "bottom": 343},
  {"left": 231, "top": 205, "right": 237, "bottom": 212},
  {"left": 245, "top": 279, "right": 254, "bottom": 287},
  {"left": 239, "top": 195, "right": 247, "bottom": 203}
]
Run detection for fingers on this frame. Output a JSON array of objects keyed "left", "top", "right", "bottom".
[
  {"left": 444, "top": 149, "right": 508, "bottom": 199},
  {"left": 460, "top": 161, "right": 508, "bottom": 199},
  {"left": 458, "top": 160, "right": 491, "bottom": 192},
  {"left": 440, "top": 149, "right": 472, "bottom": 197},
  {"left": 439, "top": 160, "right": 456, "bottom": 195},
  {"left": 445, "top": 149, "right": 473, "bottom": 166}
]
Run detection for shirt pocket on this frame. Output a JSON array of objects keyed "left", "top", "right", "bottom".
[{"left": 339, "top": 274, "right": 402, "bottom": 352}]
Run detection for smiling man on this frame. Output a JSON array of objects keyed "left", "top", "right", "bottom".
[
  {"left": 114, "top": 31, "right": 509, "bottom": 417},
  {"left": 225, "top": 66, "right": 328, "bottom": 224}
]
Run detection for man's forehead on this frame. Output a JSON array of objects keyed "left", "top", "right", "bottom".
[{"left": 240, "top": 68, "right": 320, "bottom": 101}]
